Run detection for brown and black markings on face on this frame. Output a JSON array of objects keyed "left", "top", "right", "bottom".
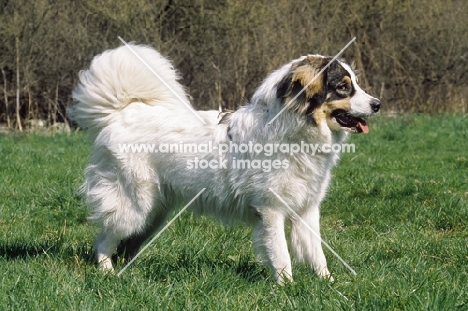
[
  {"left": 276, "top": 56, "right": 357, "bottom": 126},
  {"left": 320, "top": 58, "right": 356, "bottom": 127},
  {"left": 276, "top": 56, "right": 328, "bottom": 123}
]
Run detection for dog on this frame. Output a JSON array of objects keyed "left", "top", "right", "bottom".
[{"left": 69, "top": 44, "right": 380, "bottom": 284}]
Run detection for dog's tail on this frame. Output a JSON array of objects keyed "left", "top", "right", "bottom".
[{"left": 68, "top": 44, "right": 190, "bottom": 132}]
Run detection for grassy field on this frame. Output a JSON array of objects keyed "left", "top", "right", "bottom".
[{"left": 0, "top": 114, "right": 467, "bottom": 310}]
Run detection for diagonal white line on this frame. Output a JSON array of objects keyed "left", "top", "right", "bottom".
[
  {"left": 117, "top": 188, "right": 206, "bottom": 276},
  {"left": 268, "top": 187, "right": 357, "bottom": 276},
  {"left": 117, "top": 36, "right": 207, "bottom": 125},
  {"left": 267, "top": 37, "right": 356, "bottom": 125},
  {"left": 328, "top": 284, "right": 349, "bottom": 301}
]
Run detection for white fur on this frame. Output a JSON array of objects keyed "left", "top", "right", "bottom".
[{"left": 70, "top": 44, "right": 377, "bottom": 284}]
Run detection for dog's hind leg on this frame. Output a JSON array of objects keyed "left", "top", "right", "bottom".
[
  {"left": 87, "top": 159, "right": 162, "bottom": 272},
  {"left": 290, "top": 206, "right": 333, "bottom": 281},
  {"left": 252, "top": 209, "right": 292, "bottom": 285},
  {"left": 95, "top": 231, "right": 121, "bottom": 272}
]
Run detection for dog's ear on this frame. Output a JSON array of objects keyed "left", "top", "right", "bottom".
[
  {"left": 276, "top": 57, "right": 327, "bottom": 118},
  {"left": 276, "top": 71, "right": 307, "bottom": 106}
]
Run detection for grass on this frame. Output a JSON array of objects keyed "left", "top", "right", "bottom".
[{"left": 0, "top": 114, "right": 467, "bottom": 310}]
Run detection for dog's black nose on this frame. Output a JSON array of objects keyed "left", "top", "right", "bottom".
[{"left": 370, "top": 99, "right": 381, "bottom": 113}]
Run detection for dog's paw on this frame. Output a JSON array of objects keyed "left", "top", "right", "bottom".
[
  {"left": 323, "top": 274, "right": 335, "bottom": 282},
  {"left": 275, "top": 270, "right": 294, "bottom": 286},
  {"left": 97, "top": 258, "right": 115, "bottom": 273},
  {"left": 317, "top": 267, "right": 334, "bottom": 282}
]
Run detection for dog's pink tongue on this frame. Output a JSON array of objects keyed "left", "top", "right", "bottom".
[{"left": 359, "top": 122, "right": 369, "bottom": 134}]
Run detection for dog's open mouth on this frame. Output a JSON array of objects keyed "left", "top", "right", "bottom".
[{"left": 332, "top": 110, "right": 369, "bottom": 134}]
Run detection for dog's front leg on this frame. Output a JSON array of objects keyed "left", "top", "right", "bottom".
[
  {"left": 290, "top": 206, "right": 333, "bottom": 281},
  {"left": 252, "top": 209, "right": 292, "bottom": 285}
]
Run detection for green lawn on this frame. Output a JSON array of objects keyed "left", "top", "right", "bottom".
[{"left": 1, "top": 115, "right": 467, "bottom": 310}]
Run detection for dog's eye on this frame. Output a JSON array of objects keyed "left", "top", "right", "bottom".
[{"left": 336, "top": 83, "right": 350, "bottom": 93}]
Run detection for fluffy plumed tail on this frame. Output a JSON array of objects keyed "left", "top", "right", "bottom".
[{"left": 68, "top": 44, "right": 190, "bottom": 132}]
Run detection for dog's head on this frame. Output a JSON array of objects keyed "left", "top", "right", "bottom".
[{"left": 275, "top": 55, "right": 380, "bottom": 133}]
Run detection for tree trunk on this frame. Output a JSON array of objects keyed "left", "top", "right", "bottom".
[
  {"left": 15, "top": 36, "right": 22, "bottom": 132},
  {"left": 1, "top": 68, "right": 11, "bottom": 128}
]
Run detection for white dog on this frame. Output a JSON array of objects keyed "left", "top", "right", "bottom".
[{"left": 69, "top": 44, "right": 380, "bottom": 284}]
